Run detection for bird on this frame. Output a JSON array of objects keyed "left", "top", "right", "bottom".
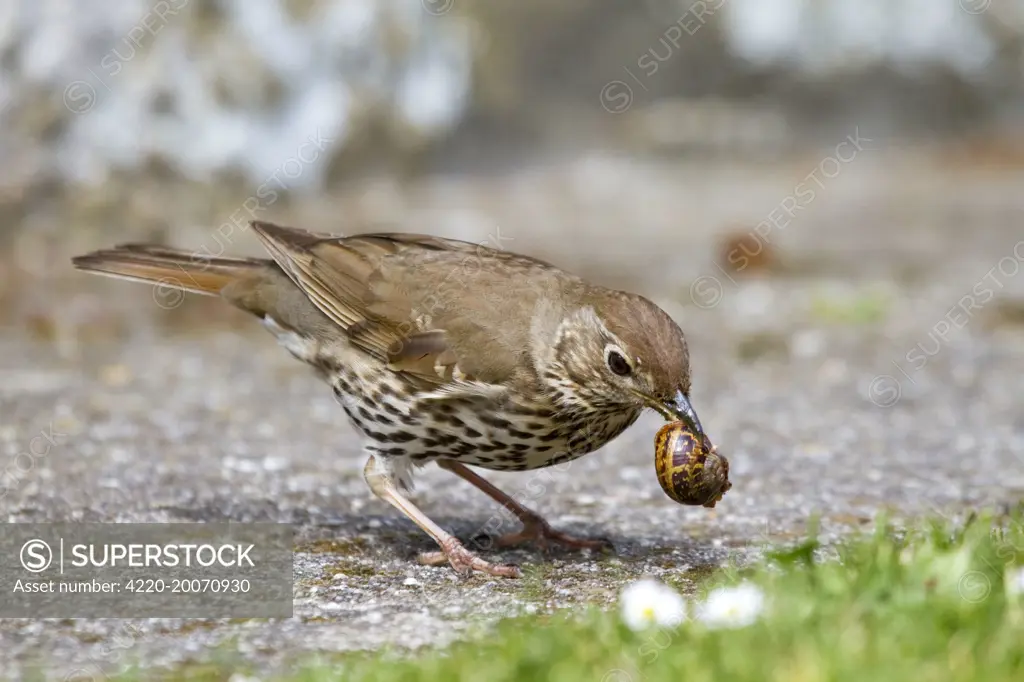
[{"left": 71, "top": 221, "right": 706, "bottom": 578}]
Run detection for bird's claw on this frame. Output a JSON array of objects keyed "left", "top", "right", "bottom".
[{"left": 417, "top": 538, "right": 521, "bottom": 578}]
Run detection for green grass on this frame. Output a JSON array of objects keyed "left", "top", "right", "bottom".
[
  {"left": 134, "top": 514, "right": 1024, "bottom": 681},
  {"left": 809, "top": 286, "right": 891, "bottom": 324}
]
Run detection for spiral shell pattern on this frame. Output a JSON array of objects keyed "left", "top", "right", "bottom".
[{"left": 654, "top": 421, "right": 731, "bottom": 507}]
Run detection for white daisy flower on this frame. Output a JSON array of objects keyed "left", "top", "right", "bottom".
[
  {"left": 696, "top": 582, "right": 766, "bottom": 629},
  {"left": 928, "top": 548, "right": 977, "bottom": 599},
  {"left": 619, "top": 579, "right": 687, "bottom": 631},
  {"left": 1005, "top": 566, "right": 1024, "bottom": 597}
]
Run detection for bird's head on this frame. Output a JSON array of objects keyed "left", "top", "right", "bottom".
[{"left": 544, "top": 292, "right": 704, "bottom": 437}]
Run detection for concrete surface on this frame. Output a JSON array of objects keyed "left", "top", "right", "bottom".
[{"left": 1, "top": 152, "right": 1023, "bottom": 679}]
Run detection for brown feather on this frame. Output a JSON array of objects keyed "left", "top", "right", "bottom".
[
  {"left": 71, "top": 244, "right": 265, "bottom": 296},
  {"left": 246, "top": 220, "right": 560, "bottom": 387}
]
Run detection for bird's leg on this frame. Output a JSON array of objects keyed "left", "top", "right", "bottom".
[
  {"left": 362, "top": 455, "right": 521, "bottom": 578},
  {"left": 437, "top": 459, "right": 614, "bottom": 553}
]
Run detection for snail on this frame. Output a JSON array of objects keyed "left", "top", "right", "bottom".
[{"left": 654, "top": 421, "right": 731, "bottom": 507}]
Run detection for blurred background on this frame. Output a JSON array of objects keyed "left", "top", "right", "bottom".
[{"left": 2, "top": 0, "right": 1024, "bottom": 340}]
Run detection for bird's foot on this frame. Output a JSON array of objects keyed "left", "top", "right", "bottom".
[
  {"left": 417, "top": 537, "right": 521, "bottom": 578},
  {"left": 485, "top": 517, "right": 614, "bottom": 553}
]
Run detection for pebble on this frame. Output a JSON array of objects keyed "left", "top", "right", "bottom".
[{"left": 99, "top": 364, "right": 133, "bottom": 387}]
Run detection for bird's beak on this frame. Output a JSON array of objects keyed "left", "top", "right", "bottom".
[{"left": 644, "top": 389, "right": 705, "bottom": 438}]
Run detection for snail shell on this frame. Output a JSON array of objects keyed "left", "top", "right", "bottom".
[{"left": 654, "top": 421, "right": 732, "bottom": 507}]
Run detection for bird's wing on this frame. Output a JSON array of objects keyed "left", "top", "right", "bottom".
[{"left": 249, "top": 221, "right": 549, "bottom": 394}]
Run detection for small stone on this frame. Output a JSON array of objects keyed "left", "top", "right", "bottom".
[
  {"left": 718, "top": 229, "right": 778, "bottom": 275},
  {"left": 99, "top": 364, "right": 132, "bottom": 386},
  {"left": 261, "top": 456, "right": 288, "bottom": 472},
  {"left": 791, "top": 329, "right": 825, "bottom": 358},
  {"left": 53, "top": 416, "right": 82, "bottom": 434}
]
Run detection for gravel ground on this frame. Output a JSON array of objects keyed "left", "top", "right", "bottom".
[{"left": 1, "top": 152, "right": 1023, "bottom": 679}]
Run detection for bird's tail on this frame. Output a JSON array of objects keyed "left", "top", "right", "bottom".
[{"left": 71, "top": 244, "right": 266, "bottom": 296}]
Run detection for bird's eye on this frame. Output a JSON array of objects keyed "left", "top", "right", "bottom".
[{"left": 606, "top": 349, "right": 632, "bottom": 376}]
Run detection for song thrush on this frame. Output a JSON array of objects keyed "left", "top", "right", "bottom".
[{"left": 72, "top": 222, "right": 706, "bottom": 578}]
